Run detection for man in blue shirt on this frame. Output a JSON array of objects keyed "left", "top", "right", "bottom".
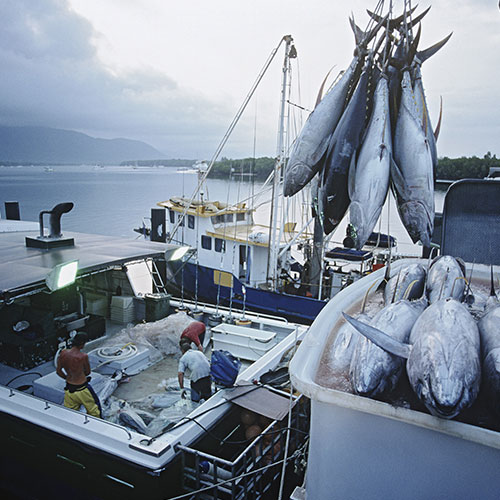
[{"left": 178, "top": 340, "right": 212, "bottom": 402}]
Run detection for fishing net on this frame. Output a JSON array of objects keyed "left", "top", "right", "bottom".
[{"left": 94, "top": 311, "right": 196, "bottom": 365}]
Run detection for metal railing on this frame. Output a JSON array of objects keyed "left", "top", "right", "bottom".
[{"left": 177, "top": 394, "right": 309, "bottom": 500}]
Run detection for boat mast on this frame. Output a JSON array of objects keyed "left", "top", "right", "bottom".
[{"left": 267, "top": 35, "right": 296, "bottom": 291}]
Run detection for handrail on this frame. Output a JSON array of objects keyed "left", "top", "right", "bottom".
[
  {"left": 169, "top": 297, "right": 291, "bottom": 325},
  {"left": 0, "top": 385, "right": 133, "bottom": 441}
]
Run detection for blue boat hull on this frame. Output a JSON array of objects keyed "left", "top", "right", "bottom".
[{"left": 170, "top": 262, "right": 326, "bottom": 324}]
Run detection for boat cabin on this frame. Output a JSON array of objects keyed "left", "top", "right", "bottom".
[{"left": 159, "top": 197, "right": 298, "bottom": 289}]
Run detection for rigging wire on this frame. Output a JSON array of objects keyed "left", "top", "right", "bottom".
[
  {"left": 167, "top": 36, "right": 289, "bottom": 244},
  {"left": 194, "top": 188, "right": 200, "bottom": 310}
]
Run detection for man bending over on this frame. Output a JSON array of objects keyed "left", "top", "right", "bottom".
[{"left": 178, "top": 340, "right": 212, "bottom": 402}]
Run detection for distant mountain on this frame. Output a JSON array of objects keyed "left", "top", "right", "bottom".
[{"left": 0, "top": 126, "right": 164, "bottom": 164}]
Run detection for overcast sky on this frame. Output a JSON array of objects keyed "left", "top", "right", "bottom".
[{"left": 0, "top": 0, "right": 498, "bottom": 159}]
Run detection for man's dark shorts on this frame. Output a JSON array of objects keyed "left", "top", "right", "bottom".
[{"left": 190, "top": 376, "right": 212, "bottom": 402}]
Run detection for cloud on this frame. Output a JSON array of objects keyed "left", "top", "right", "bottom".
[
  {"left": 0, "top": 0, "right": 498, "bottom": 159},
  {"left": 0, "top": 0, "right": 241, "bottom": 158}
]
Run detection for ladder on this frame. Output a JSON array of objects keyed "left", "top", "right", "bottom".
[{"left": 145, "top": 258, "right": 167, "bottom": 294}]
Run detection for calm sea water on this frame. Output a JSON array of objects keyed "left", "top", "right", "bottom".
[
  {"left": 0, "top": 164, "right": 445, "bottom": 255},
  {"left": 0, "top": 164, "right": 259, "bottom": 238}
]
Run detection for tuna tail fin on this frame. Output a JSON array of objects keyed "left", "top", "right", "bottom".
[
  {"left": 402, "top": 6, "right": 432, "bottom": 31},
  {"left": 349, "top": 15, "right": 365, "bottom": 48},
  {"left": 416, "top": 32, "right": 453, "bottom": 64},
  {"left": 366, "top": 5, "right": 419, "bottom": 31},
  {"left": 350, "top": 12, "right": 390, "bottom": 53},
  {"left": 342, "top": 313, "right": 411, "bottom": 359}
]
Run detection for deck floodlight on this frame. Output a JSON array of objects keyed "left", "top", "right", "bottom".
[
  {"left": 45, "top": 260, "right": 79, "bottom": 291},
  {"left": 165, "top": 246, "right": 190, "bottom": 262}
]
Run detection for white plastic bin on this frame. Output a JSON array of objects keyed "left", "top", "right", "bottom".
[
  {"left": 211, "top": 323, "right": 277, "bottom": 361},
  {"left": 290, "top": 260, "right": 500, "bottom": 500},
  {"left": 110, "top": 296, "right": 135, "bottom": 324}
]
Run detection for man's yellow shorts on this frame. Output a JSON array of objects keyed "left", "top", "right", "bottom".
[{"left": 64, "top": 385, "right": 101, "bottom": 418}]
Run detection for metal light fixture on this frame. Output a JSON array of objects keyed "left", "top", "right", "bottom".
[
  {"left": 165, "top": 246, "right": 191, "bottom": 262},
  {"left": 45, "top": 260, "right": 79, "bottom": 291}
]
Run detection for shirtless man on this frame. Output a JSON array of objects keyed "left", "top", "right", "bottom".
[{"left": 56, "top": 332, "right": 101, "bottom": 418}]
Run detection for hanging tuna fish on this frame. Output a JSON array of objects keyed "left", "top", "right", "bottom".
[{"left": 284, "top": 3, "right": 450, "bottom": 248}]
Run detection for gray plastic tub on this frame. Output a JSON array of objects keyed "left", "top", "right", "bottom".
[{"left": 290, "top": 259, "right": 500, "bottom": 500}]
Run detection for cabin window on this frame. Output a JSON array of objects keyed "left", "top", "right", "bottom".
[
  {"left": 201, "top": 235, "right": 212, "bottom": 250},
  {"left": 211, "top": 214, "right": 235, "bottom": 224},
  {"left": 215, "top": 238, "right": 225, "bottom": 253},
  {"left": 239, "top": 245, "right": 249, "bottom": 280},
  {"left": 169, "top": 210, "right": 175, "bottom": 224},
  {"left": 178, "top": 214, "right": 184, "bottom": 226},
  {"left": 236, "top": 213, "right": 245, "bottom": 222},
  {"left": 188, "top": 215, "right": 195, "bottom": 229}
]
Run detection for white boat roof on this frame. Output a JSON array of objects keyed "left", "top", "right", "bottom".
[
  {"left": 206, "top": 223, "right": 298, "bottom": 247},
  {"left": 0, "top": 230, "right": 175, "bottom": 296}
]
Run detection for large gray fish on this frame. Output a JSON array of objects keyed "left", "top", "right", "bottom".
[
  {"left": 283, "top": 16, "right": 387, "bottom": 197},
  {"left": 349, "top": 299, "right": 426, "bottom": 398},
  {"left": 283, "top": 57, "right": 362, "bottom": 197},
  {"left": 412, "top": 34, "right": 452, "bottom": 174},
  {"left": 391, "top": 69, "right": 435, "bottom": 246},
  {"left": 118, "top": 407, "right": 148, "bottom": 434},
  {"left": 384, "top": 263, "right": 427, "bottom": 304},
  {"left": 478, "top": 305, "right": 500, "bottom": 416},
  {"left": 348, "top": 73, "right": 391, "bottom": 249},
  {"left": 329, "top": 312, "right": 370, "bottom": 376},
  {"left": 477, "top": 270, "right": 500, "bottom": 415},
  {"left": 426, "top": 255, "right": 466, "bottom": 303},
  {"left": 344, "top": 298, "right": 481, "bottom": 419},
  {"left": 320, "top": 62, "right": 371, "bottom": 234}
]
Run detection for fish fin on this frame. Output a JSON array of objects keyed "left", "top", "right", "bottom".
[
  {"left": 354, "top": 12, "right": 390, "bottom": 52},
  {"left": 490, "top": 265, "right": 497, "bottom": 298},
  {"left": 323, "top": 134, "right": 337, "bottom": 167},
  {"left": 376, "top": 260, "right": 391, "bottom": 293},
  {"left": 366, "top": 5, "right": 419, "bottom": 31},
  {"left": 434, "top": 96, "right": 443, "bottom": 141},
  {"left": 456, "top": 257, "right": 467, "bottom": 277},
  {"left": 407, "top": 25, "right": 422, "bottom": 67},
  {"left": 315, "top": 65, "right": 337, "bottom": 107},
  {"left": 342, "top": 313, "right": 411, "bottom": 359},
  {"left": 428, "top": 255, "right": 441, "bottom": 270},
  {"left": 348, "top": 150, "right": 357, "bottom": 199},
  {"left": 349, "top": 15, "right": 365, "bottom": 48},
  {"left": 390, "top": 156, "right": 410, "bottom": 198},
  {"left": 403, "top": 6, "right": 432, "bottom": 31},
  {"left": 416, "top": 32, "right": 453, "bottom": 64}
]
